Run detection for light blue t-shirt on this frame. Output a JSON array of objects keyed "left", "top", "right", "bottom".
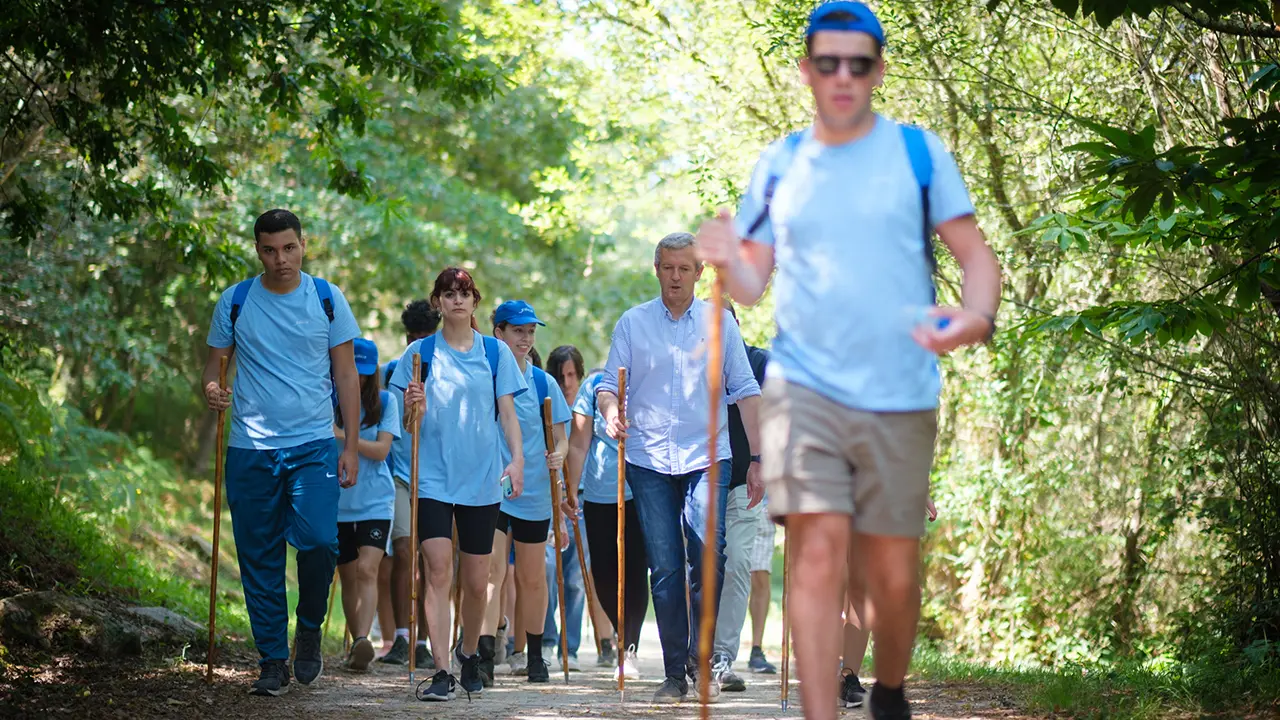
[
  {"left": 336, "top": 391, "right": 402, "bottom": 522},
  {"left": 573, "top": 374, "right": 630, "bottom": 505},
  {"left": 734, "top": 116, "right": 975, "bottom": 412},
  {"left": 388, "top": 331, "right": 527, "bottom": 506},
  {"left": 207, "top": 272, "right": 361, "bottom": 450},
  {"left": 386, "top": 354, "right": 413, "bottom": 485},
  {"left": 499, "top": 363, "right": 572, "bottom": 522}
]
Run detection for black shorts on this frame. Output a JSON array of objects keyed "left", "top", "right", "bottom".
[
  {"left": 417, "top": 499, "right": 501, "bottom": 555},
  {"left": 337, "top": 520, "right": 392, "bottom": 565},
  {"left": 497, "top": 511, "right": 551, "bottom": 545}
]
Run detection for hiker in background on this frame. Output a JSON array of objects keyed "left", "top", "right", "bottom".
[
  {"left": 335, "top": 338, "right": 401, "bottom": 672},
  {"left": 389, "top": 268, "right": 526, "bottom": 701},
  {"left": 202, "top": 208, "right": 362, "bottom": 696}
]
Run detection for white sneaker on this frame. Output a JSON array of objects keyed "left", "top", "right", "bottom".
[
  {"left": 508, "top": 651, "right": 528, "bottom": 676},
  {"left": 615, "top": 646, "right": 640, "bottom": 681},
  {"left": 563, "top": 654, "right": 581, "bottom": 672}
]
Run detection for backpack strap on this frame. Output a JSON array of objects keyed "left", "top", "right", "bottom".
[
  {"left": 900, "top": 124, "right": 938, "bottom": 301},
  {"left": 228, "top": 278, "right": 255, "bottom": 338},
  {"left": 531, "top": 366, "right": 550, "bottom": 408},
  {"left": 745, "top": 130, "right": 806, "bottom": 238},
  {"left": 312, "top": 277, "right": 336, "bottom": 323},
  {"left": 482, "top": 336, "right": 501, "bottom": 420},
  {"left": 416, "top": 335, "right": 437, "bottom": 382}
]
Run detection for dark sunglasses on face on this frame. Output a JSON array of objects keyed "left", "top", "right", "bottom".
[{"left": 811, "top": 54, "right": 877, "bottom": 77}]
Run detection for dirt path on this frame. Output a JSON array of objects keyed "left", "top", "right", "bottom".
[
  {"left": 200, "top": 638, "right": 1027, "bottom": 720},
  {"left": 3, "top": 626, "right": 1028, "bottom": 719}
]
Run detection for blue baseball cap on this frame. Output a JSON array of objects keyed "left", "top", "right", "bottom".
[
  {"left": 806, "top": 1, "right": 885, "bottom": 47},
  {"left": 353, "top": 338, "right": 379, "bottom": 375},
  {"left": 493, "top": 300, "right": 545, "bottom": 327}
]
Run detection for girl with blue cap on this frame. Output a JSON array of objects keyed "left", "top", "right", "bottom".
[
  {"left": 333, "top": 337, "right": 402, "bottom": 672},
  {"left": 477, "top": 299, "right": 572, "bottom": 684}
]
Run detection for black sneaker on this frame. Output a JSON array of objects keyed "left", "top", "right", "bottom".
[
  {"left": 293, "top": 628, "right": 323, "bottom": 686},
  {"left": 597, "top": 638, "right": 617, "bottom": 667},
  {"left": 652, "top": 675, "right": 687, "bottom": 704},
  {"left": 477, "top": 635, "right": 496, "bottom": 687},
  {"left": 459, "top": 651, "right": 483, "bottom": 694},
  {"left": 748, "top": 646, "right": 777, "bottom": 674},
  {"left": 720, "top": 668, "right": 747, "bottom": 692},
  {"left": 378, "top": 635, "right": 409, "bottom": 665},
  {"left": 527, "top": 655, "right": 550, "bottom": 683},
  {"left": 841, "top": 671, "right": 867, "bottom": 709},
  {"left": 867, "top": 682, "right": 910, "bottom": 720},
  {"left": 249, "top": 659, "right": 291, "bottom": 696},
  {"left": 415, "top": 643, "right": 435, "bottom": 670},
  {"left": 416, "top": 669, "right": 458, "bottom": 702}
]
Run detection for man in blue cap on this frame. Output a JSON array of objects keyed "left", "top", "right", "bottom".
[{"left": 695, "top": 3, "right": 1002, "bottom": 719}]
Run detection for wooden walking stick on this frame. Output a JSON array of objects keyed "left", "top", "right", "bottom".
[
  {"left": 615, "top": 367, "right": 628, "bottom": 699},
  {"left": 697, "top": 280, "right": 726, "bottom": 720},
  {"left": 571, "top": 514, "right": 603, "bottom": 659},
  {"left": 205, "top": 355, "right": 229, "bottom": 684},
  {"left": 543, "top": 398, "right": 572, "bottom": 683},
  {"left": 408, "top": 353, "right": 423, "bottom": 686},
  {"left": 780, "top": 527, "right": 791, "bottom": 711}
]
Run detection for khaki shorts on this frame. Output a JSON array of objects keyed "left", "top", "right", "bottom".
[
  {"left": 392, "top": 479, "right": 413, "bottom": 541},
  {"left": 761, "top": 379, "right": 936, "bottom": 538}
]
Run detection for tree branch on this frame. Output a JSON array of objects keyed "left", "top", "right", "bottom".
[{"left": 1170, "top": 2, "right": 1280, "bottom": 38}]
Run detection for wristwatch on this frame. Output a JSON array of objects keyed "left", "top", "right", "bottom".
[{"left": 749, "top": 454, "right": 762, "bottom": 464}]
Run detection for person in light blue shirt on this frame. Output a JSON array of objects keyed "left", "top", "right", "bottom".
[
  {"left": 201, "top": 209, "right": 361, "bottom": 696},
  {"left": 332, "top": 338, "right": 400, "bottom": 673},
  {"left": 476, "top": 301, "right": 571, "bottom": 684},
  {"left": 388, "top": 267, "right": 526, "bottom": 700},
  {"left": 595, "top": 232, "right": 763, "bottom": 703},
  {"left": 694, "top": 4, "right": 1002, "bottom": 718},
  {"left": 565, "top": 367, "right": 649, "bottom": 682},
  {"left": 377, "top": 298, "right": 440, "bottom": 670}
]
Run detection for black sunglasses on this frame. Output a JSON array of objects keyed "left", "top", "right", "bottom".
[{"left": 810, "top": 54, "right": 877, "bottom": 77}]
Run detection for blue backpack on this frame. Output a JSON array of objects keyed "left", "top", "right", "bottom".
[
  {"left": 745, "top": 123, "right": 937, "bottom": 298},
  {"left": 228, "top": 275, "right": 335, "bottom": 339}
]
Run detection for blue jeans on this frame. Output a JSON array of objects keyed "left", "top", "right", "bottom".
[
  {"left": 225, "top": 438, "right": 340, "bottom": 663},
  {"left": 544, "top": 520, "right": 586, "bottom": 656},
  {"left": 627, "top": 461, "right": 730, "bottom": 681}
]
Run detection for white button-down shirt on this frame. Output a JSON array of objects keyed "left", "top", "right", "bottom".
[{"left": 598, "top": 297, "right": 761, "bottom": 475}]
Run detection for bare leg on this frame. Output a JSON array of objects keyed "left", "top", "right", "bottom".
[
  {"left": 843, "top": 537, "right": 871, "bottom": 675},
  {"left": 513, "top": 586, "right": 527, "bottom": 653},
  {"left": 338, "top": 546, "right": 384, "bottom": 640},
  {"left": 787, "top": 514, "right": 849, "bottom": 720},
  {"left": 391, "top": 536, "right": 412, "bottom": 631},
  {"left": 421, "top": 538, "right": 455, "bottom": 666},
  {"left": 859, "top": 533, "right": 919, "bottom": 689},
  {"left": 749, "top": 570, "right": 771, "bottom": 649},
  {"left": 514, "top": 540, "right": 549, "bottom": 635},
  {"left": 458, "top": 551, "right": 491, "bottom": 657},
  {"left": 483, "top": 530, "right": 508, "bottom": 635},
  {"left": 376, "top": 554, "right": 395, "bottom": 650}
]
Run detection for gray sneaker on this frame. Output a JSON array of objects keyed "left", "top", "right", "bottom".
[
  {"left": 346, "top": 636, "right": 375, "bottom": 672},
  {"left": 653, "top": 676, "right": 688, "bottom": 704},
  {"left": 415, "top": 643, "right": 434, "bottom": 670},
  {"left": 293, "top": 628, "right": 323, "bottom": 685},
  {"left": 720, "top": 667, "right": 747, "bottom": 692}
]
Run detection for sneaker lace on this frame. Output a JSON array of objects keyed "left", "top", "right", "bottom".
[{"left": 416, "top": 671, "right": 470, "bottom": 703}]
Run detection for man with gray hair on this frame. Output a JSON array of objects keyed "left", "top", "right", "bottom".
[{"left": 596, "top": 232, "right": 764, "bottom": 704}]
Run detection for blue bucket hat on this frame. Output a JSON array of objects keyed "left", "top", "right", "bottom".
[
  {"left": 353, "top": 338, "right": 379, "bottom": 375},
  {"left": 806, "top": 1, "right": 886, "bottom": 47},
  {"left": 493, "top": 300, "right": 546, "bottom": 327}
]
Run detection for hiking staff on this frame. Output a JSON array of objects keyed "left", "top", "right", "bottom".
[
  {"left": 543, "top": 398, "right": 572, "bottom": 683},
  {"left": 696, "top": 278, "right": 726, "bottom": 719},
  {"left": 205, "top": 355, "right": 228, "bottom": 684},
  {"left": 570, "top": 514, "right": 602, "bottom": 661},
  {"left": 780, "top": 528, "right": 791, "bottom": 711},
  {"left": 616, "top": 367, "right": 628, "bottom": 699},
  {"left": 408, "top": 353, "right": 422, "bottom": 686}
]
